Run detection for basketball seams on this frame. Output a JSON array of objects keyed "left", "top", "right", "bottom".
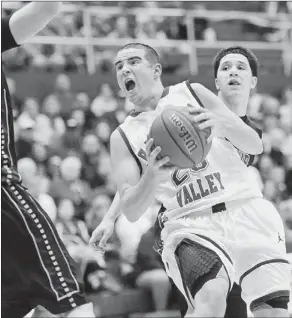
[{"left": 160, "top": 111, "right": 194, "bottom": 167}]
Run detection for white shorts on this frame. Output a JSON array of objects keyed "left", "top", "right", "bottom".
[{"left": 161, "top": 197, "right": 291, "bottom": 308}]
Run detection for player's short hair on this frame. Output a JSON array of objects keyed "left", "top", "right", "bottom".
[
  {"left": 213, "top": 46, "right": 259, "bottom": 78},
  {"left": 118, "top": 43, "right": 160, "bottom": 65}
]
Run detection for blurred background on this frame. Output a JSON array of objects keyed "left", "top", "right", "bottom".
[{"left": 2, "top": 1, "right": 292, "bottom": 317}]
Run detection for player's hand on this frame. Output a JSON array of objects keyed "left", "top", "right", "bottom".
[
  {"left": 89, "top": 219, "right": 115, "bottom": 253},
  {"left": 146, "top": 138, "right": 170, "bottom": 168},
  {"left": 187, "top": 104, "right": 224, "bottom": 143},
  {"left": 145, "top": 138, "right": 170, "bottom": 176}
]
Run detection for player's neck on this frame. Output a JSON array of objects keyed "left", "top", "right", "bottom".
[
  {"left": 134, "top": 83, "right": 164, "bottom": 112},
  {"left": 219, "top": 92, "right": 249, "bottom": 116}
]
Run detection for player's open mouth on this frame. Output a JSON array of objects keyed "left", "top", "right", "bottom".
[
  {"left": 125, "top": 79, "right": 136, "bottom": 92},
  {"left": 228, "top": 79, "right": 240, "bottom": 86}
]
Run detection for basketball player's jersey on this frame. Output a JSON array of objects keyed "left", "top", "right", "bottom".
[{"left": 118, "top": 81, "right": 263, "bottom": 220}]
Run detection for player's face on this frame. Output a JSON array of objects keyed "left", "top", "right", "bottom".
[
  {"left": 215, "top": 53, "right": 257, "bottom": 98},
  {"left": 114, "top": 48, "right": 158, "bottom": 105}
]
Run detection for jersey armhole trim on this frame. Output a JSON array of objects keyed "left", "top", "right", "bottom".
[
  {"left": 117, "top": 127, "right": 143, "bottom": 176},
  {"left": 185, "top": 80, "right": 205, "bottom": 108}
]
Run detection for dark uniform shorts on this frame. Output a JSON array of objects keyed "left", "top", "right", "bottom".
[{"left": 1, "top": 183, "right": 87, "bottom": 318}]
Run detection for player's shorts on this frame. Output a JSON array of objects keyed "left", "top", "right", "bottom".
[
  {"left": 1, "top": 183, "right": 87, "bottom": 318},
  {"left": 160, "top": 197, "right": 291, "bottom": 309}
]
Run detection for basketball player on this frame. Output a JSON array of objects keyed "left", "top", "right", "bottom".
[
  {"left": 90, "top": 195, "right": 248, "bottom": 318},
  {"left": 1, "top": 3, "right": 95, "bottom": 317},
  {"left": 91, "top": 43, "right": 290, "bottom": 317}
]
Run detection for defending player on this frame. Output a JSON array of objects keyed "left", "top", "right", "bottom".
[
  {"left": 92, "top": 43, "right": 290, "bottom": 317},
  {"left": 1, "top": 3, "right": 95, "bottom": 317}
]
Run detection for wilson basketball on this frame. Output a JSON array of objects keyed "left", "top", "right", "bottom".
[{"left": 149, "top": 107, "right": 211, "bottom": 169}]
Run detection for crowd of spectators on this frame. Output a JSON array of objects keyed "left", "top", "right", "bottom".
[{"left": 2, "top": 1, "right": 291, "bottom": 74}]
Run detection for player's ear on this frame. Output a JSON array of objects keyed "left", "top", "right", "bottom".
[
  {"left": 215, "top": 78, "right": 220, "bottom": 91},
  {"left": 251, "top": 76, "right": 258, "bottom": 90},
  {"left": 153, "top": 63, "right": 162, "bottom": 80}
]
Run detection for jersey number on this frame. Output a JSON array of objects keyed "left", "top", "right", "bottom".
[{"left": 171, "top": 159, "right": 209, "bottom": 187}]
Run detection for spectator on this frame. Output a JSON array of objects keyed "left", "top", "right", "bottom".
[
  {"left": 203, "top": 22, "right": 217, "bottom": 42},
  {"left": 95, "top": 119, "right": 112, "bottom": 150},
  {"left": 41, "top": 94, "right": 66, "bottom": 148},
  {"left": 49, "top": 156, "right": 92, "bottom": 220},
  {"left": 71, "top": 109, "right": 86, "bottom": 133},
  {"left": 80, "top": 134, "right": 107, "bottom": 190},
  {"left": 135, "top": 226, "right": 172, "bottom": 312},
  {"left": 6, "top": 77, "right": 22, "bottom": 117},
  {"left": 280, "top": 85, "right": 292, "bottom": 133},
  {"left": 56, "top": 119, "right": 83, "bottom": 157},
  {"left": 85, "top": 194, "right": 114, "bottom": 237},
  {"left": 263, "top": 180, "right": 279, "bottom": 204},
  {"left": 53, "top": 73, "right": 76, "bottom": 120},
  {"left": 16, "top": 97, "right": 39, "bottom": 129},
  {"left": 17, "top": 157, "right": 56, "bottom": 222},
  {"left": 108, "top": 16, "right": 133, "bottom": 39},
  {"left": 268, "top": 128, "right": 286, "bottom": 165},
  {"left": 257, "top": 154, "right": 274, "bottom": 182},
  {"left": 96, "top": 151, "right": 115, "bottom": 195},
  {"left": 269, "top": 166, "right": 286, "bottom": 199},
  {"left": 15, "top": 119, "right": 35, "bottom": 159},
  {"left": 47, "top": 155, "right": 62, "bottom": 180},
  {"left": 90, "top": 83, "right": 119, "bottom": 129},
  {"left": 262, "top": 95, "right": 280, "bottom": 116},
  {"left": 284, "top": 154, "right": 292, "bottom": 197},
  {"left": 74, "top": 92, "right": 95, "bottom": 132},
  {"left": 31, "top": 142, "right": 49, "bottom": 166},
  {"left": 56, "top": 198, "right": 106, "bottom": 273},
  {"left": 279, "top": 198, "right": 292, "bottom": 243},
  {"left": 262, "top": 115, "right": 278, "bottom": 133},
  {"left": 164, "top": 16, "right": 187, "bottom": 40},
  {"left": 247, "top": 88, "right": 265, "bottom": 120},
  {"left": 135, "top": 17, "right": 167, "bottom": 40}
]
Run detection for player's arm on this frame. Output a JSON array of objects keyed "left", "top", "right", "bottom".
[
  {"left": 110, "top": 130, "right": 168, "bottom": 223},
  {"left": 9, "top": 2, "right": 61, "bottom": 45},
  {"left": 89, "top": 192, "right": 121, "bottom": 249},
  {"left": 189, "top": 83, "right": 263, "bottom": 155},
  {"left": 103, "top": 192, "right": 122, "bottom": 222}
]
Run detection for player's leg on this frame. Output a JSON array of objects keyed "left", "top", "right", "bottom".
[
  {"left": 173, "top": 239, "right": 230, "bottom": 317},
  {"left": 241, "top": 262, "right": 291, "bottom": 317},
  {"left": 2, "top": 185, "right": 37, "bottom": 318},
  {"left": 235, "top": 198, "right": 291, "bottom": 318},
  {"left": 177, "top": 283, "right": 248, "bottom": 318},
  {"left": 252, "top": 297, "right": 289, "bottom": 318},
  {"left": 225, "top": 284, "right": 248, "bottom": 318},
  {"left": 1, "top": 184, "right": 95, "bottom": 316}
]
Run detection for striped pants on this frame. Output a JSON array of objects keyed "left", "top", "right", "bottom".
[{"left": 1, "top": 183, "right": 86, "bottom": 318}]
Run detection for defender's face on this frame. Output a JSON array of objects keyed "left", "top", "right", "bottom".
[
  {"left": 215, "top": 53, "right": 257, "bottom": 97},
  {"left": 114, "top": 48, "right": 156, "bottom": 104}
]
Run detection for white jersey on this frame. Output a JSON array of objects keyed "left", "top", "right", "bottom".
[{"left": 118, "top": 81, "right": 263, "bottom": 220}]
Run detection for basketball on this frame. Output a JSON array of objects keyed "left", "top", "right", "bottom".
[{"left": 149, "top": 107, "right": 212, "bottom": 169}]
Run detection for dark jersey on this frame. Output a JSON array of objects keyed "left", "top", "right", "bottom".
[
  {"left": 234, "top": 115, "right": 262, "bottom": 167},
  {"left": 1, "top": 16, "right": 21, "bottom": 184}
]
